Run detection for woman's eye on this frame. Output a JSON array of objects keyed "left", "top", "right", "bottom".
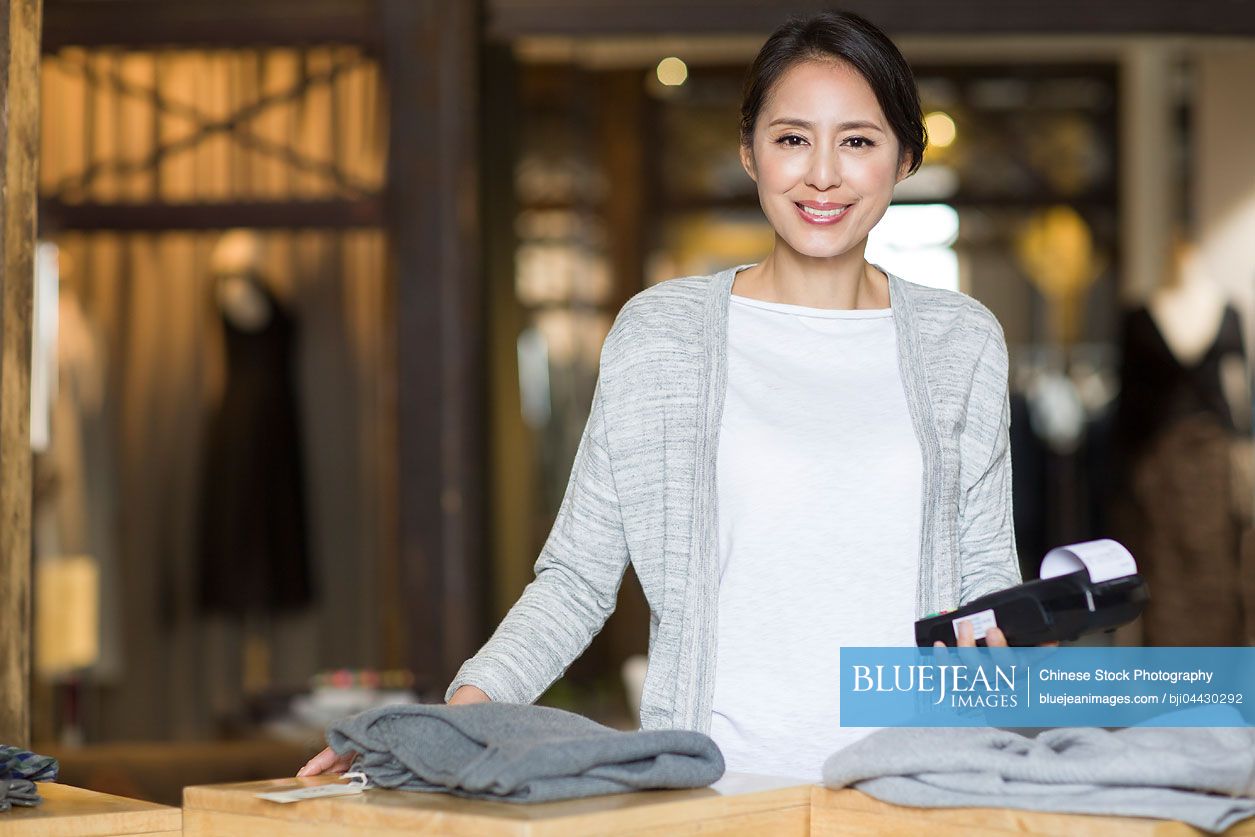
[
  {"left": 844, "top": 136, "right": 876, "bottom": 149},
  {"left": 775, "top": 134, "right": 806, "bottom": 147}
]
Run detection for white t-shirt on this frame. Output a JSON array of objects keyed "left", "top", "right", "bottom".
[{"left": 709, "top": 293, "right": 922, "bottom": 782}]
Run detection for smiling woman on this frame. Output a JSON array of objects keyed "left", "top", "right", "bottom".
[
  {"left": 730, "top": 12, "right": 926, "bottom": 308},
  {"left": 735, "top": 57, "right": 909, "bottom": 301},
  {"left": 302, "top": 9, "right": 1033, "bottom": 786}
]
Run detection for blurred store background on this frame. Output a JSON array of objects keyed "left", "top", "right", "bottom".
[{"left": 14, "top": 0, "right": 1255, "bottom": 805}]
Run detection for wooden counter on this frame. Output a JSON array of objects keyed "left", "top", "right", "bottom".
[
  {"left": 0, "top": 782, "right": 181, "bottom": 836},
  {"left": 182, "top": 772, "right": 811, "bottom": 836},
  {"left": 812, "top": 787, "right": 1255, "bottom": 836},
  {"left": 175, "top": 774, "right": 1255, "bottom": 836}
]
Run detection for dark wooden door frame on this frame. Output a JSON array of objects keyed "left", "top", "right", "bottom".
[
  {"left": 42, "top": 0, "right": 380, "bottom": 51},
  {"left": 487, "top": 0, "right": 1255, "bottom": 38}
]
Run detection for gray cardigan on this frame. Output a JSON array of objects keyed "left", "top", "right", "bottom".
[{"left": 447, "top": 263, "right": 1023, "bottom": 733}]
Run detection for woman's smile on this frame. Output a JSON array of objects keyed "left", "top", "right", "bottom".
[{"left": 795, "top": 200, "right": 854, "bottom": 225}]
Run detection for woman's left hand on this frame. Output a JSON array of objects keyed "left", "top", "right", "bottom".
[{"left": 934, "top": 620, "right": 1059, "bottom": 648}]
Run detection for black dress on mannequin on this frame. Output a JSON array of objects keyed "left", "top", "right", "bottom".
[
  {"left": 198, "top": 283, "right": 313, "bottom": 614},
  {"left": 1112, "top": 303, "right": 1252, "bottom": 645},
  {"left": 1115, "top": 305, "right": 1247, "bottom": 457}
]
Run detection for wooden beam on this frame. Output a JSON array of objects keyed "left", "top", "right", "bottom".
[
  {"left": 43, "top": 0, "right": 380, "bottom": 51},
  {"left": 382, "top": 0, "right": 486, "bottom": 694},
  {"left": 40, "top": 198, "right": 385, "bottom": 232},
  {"left": 0, "top": 0, "right": 41, "bottom": 748},
  {"left": 488, "top": 0, "right": 1255, "bottom": 38}
]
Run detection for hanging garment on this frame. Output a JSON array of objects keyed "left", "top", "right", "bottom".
[
  {"left": 327, "top": 703, "right": 725, "bottom": 803},
  {"left": 1115, "top": 305, "right": 1248, "bottom": 454},
  {"left": 32, "top": 291, "right": 125, "bottom": 681},
  {"left": 822, "top": 724, "right": 1255, "bottom": 834},
  {"left": 1112, "top": 305, "right": 1254, "bottom": 645},
  {"left": 197, "top": 285, "right": 312, "bottom": 614}
]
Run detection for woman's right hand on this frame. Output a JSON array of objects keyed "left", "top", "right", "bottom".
[
  {"left": 296, "top": 747, "right": 354, "bottom": 777},
  {"left": 295, "top": 684, "right": 493, "bottom": 777}
]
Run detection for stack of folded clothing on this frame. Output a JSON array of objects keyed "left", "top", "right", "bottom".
[
  {"left": 823, "top": 724, "right": 1255, "bottom": 834},
  {"left": 327, "top": 703, "right": 725, "bottom": 803},
  {"left": 0, "top": 745, "right": 59, "bottom": 812}
]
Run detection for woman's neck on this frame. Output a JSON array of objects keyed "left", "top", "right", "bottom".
[{"left": 731, "top": 239, "right": 889, "bottom": 310}]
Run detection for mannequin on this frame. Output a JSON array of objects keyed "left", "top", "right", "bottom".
[
  {"left": 217, "top": 273, "right": 273, "bottom": 332},
  {"left": 1113, "top": 231, "right": 1254, "bottom": 646},
  {"left": 1146, "top": 239, "right": 1227, "bottom": 364},
  {"left": 1146, "top": 238, "right": 1249, "bottom": 428},
  {"left": 212, "top": 229, "right": 275, "bottom": 332},
  {"left": 198, "top": 230, "right": 312, "bottom": 623}
]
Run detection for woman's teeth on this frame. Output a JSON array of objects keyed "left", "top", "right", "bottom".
[{"left": 800, "top": 204, "right": 850, "bottom": 218}]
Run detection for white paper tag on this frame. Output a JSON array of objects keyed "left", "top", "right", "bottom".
[
  {"left": 952, "top": 608, "right": 997, "bottom": 641},
  {"left": 257, "top": 773, "right": 368, "bottom": 804},
  {"left": 1040, "top": 539, "right": 1137, "bottom": 583}
]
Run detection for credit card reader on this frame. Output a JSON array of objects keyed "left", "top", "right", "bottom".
[{"left": 914, "top": 539, "right": 1149, "bottom": 646}]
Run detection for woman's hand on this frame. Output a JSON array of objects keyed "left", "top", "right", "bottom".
[
  {"left": 296, "top": 747, "right": 354, "bottom": 778},
  {"left": 934, "top": 620, "right": 1060, "bottom": 648},
  {"left": 295, "top": 684, "right": 494, "bottom": 777}
]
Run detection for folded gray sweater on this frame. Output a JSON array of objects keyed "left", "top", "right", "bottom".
[
  {"left": 823, "top": 726, "right": 1255, "bottom": 833},
  {"left": 0, "top": 778, "right": 40, "bottom": 812},
  {"left": 326, "top": 703, "right": 725, "bottom": 803}
]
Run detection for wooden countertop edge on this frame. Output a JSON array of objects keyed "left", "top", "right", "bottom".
[
  {"left": 0, "top": 783, "right": 183, "bottom": 836},
  {"left": 812, "top": 787, "right": 1248, "bottom": 836},
  {"left": 183, "top": 776, "right": 812, "bottom": 833}
]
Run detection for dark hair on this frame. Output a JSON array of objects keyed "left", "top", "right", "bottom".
[{"left": 739, "top": 10, "right": 928, "bottom": 176}]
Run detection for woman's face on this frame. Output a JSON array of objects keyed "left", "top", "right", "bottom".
[{"left": 740, "top": 59, "right": 910, "bottom": 260}]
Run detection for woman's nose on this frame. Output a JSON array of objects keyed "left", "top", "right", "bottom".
[{"left": 806, "top": 147, "right": 842, "bottom": 191}]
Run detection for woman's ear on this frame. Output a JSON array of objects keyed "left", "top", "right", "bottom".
[
  {"left": 895, "top": 153, "right": 913, "bottom": 184},
  {"left": 739, "top": 142, "right": 758, "bottom": 183}
]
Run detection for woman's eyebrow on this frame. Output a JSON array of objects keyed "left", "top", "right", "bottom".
[{"left": 767, "top": 117, "right": 885, "bottom": 133}]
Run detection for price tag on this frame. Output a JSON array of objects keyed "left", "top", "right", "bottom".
[{"left": 257, "top": 772, "right": 369, "bottom": 804}]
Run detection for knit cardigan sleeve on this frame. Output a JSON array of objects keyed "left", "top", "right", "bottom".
[
  {"left": 445, "top": 377, "right": 631, "bottom": 704},
  {"left": 956, "top": 321, "right": 1024, "bottom": 604}
]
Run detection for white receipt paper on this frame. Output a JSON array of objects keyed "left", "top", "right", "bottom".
[
  {"left": 1039, "top": 538, "right": 1138, "bottom": 583},
  {"left": 950, "top": 538, "right": 1137, "bottom": 640}
]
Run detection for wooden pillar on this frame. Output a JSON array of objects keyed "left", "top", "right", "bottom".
[
  {"left": 599, "top": 70, "right": 647, "bottom": 313},
  {"left": 381, "top": 0, "right": 485, "bottom": 692},
  {"left": 0, "top": 0, "right": 41, "bottom": 747},
  {"left": 480, "top": 43, "right": 532, "bottom": 621}
]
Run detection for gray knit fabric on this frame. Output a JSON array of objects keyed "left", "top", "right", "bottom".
[
  {"left": 326, "top": 703, "right": 725, "bottom": 803},
  {"left": 0, "top": 778, "right": 41, "bottom": 812},
  {"left": 822, "top": 726, "right": 1255, "bottom": 833},
  {"left": 448, "top": 264, "right": 1022, "bottom": 733}
]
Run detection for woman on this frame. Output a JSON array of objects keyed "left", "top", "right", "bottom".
[{"left": 303, "top": 9, "right": 1040, "bottom": 782}]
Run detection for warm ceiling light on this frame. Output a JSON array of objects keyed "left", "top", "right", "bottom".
[
  {"left": 925, "top": 111, "right": 957, "bottom": 148},
  {"left": 656, "top": 56, "right": 688, "bottom": 87}
]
